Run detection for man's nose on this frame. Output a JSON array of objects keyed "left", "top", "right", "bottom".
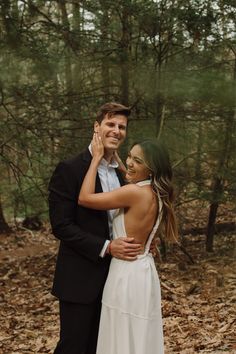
[{"left": 113, "top": 125, "right": 119, "bottom": 134}]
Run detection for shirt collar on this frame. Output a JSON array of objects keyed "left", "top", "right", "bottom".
[{"left": 88, "top": 143, "right": 119, "bottom": 168}]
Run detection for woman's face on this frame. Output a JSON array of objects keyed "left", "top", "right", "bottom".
[{"left": 125, "top": 144, "right": 150, "bottom": 183}]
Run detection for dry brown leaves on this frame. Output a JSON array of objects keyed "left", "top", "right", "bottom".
[
  {"left": 160, "top": 239, "right": 236, "bottom": 353},
  {"left": 0, "top": 224, "right": 235, "bottom": 353},
  {"left": 0, "top": 228, "right": 58, "bottom": 353}
]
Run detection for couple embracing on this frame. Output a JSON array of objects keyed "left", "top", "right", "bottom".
[{"left": 48, "top": 102, "right": 178, "bottom": 354}]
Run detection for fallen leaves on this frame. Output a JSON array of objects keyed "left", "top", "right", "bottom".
[
  {"left": 0, "top": 223, "right": 235, "bottom": 353},
  {"left": 0, "top": 228, "right": 58, "bottom": 353},
  {"left": 160, "top": 235, "right": 236, "bottom": 353}
]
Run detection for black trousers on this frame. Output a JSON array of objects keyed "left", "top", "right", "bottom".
[{"left": 54, "top": 297, "right": 102, "bottom": 354}]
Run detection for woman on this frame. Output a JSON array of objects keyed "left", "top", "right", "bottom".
[{"left": 78, "top": 135, "right": 178, "bottom": 354}]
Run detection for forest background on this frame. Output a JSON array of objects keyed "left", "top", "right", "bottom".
[{"left": 0, "top": 0, "right": 235, "bottom": 353}]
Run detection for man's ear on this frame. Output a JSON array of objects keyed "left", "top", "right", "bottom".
[{"left": 94, "top": 121, "right": 99, "bottom": 133}]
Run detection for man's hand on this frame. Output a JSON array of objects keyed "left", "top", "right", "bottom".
[{"left": 108, "top": 237, "right": 142, "bottom": 261}]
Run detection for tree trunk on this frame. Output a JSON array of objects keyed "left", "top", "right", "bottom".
[
  {"left": 155, "top": 93, "right": 165, "bottom": 138},
  {"left": 0, "top": 197, "right": 11, "bottom": 233},
  {"left": 206, "top": 178, "right": 222, "bottom": 252},
  {"left": 58, "top": 0, "right": 73, "bottom": 95},
  {"left": 72, "top": 2, "right": 82, "bottom": 119},
  {"left": 206, "top": 50, "right": 236, "bottom": 251},
  {"left": 205, "top": 117, "right": 233, "bottom": 251},
  {"left": 195, "top": 120, "right": 203, "bottom": 192},
  {"left": 154, "top": 65, "right": 165, "bottom": 138},
  {"left": 1, "top": 0, "right": 20, "bottom": 47},
  {"left": 99, "top": 1, "right": 111, "bottom": 100},
  {"left": 120, "top": 3, "right": 130, "bottom": 105}
]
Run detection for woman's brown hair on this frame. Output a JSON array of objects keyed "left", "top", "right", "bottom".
[{"left": 132, "top": 139, "right": 179, "bottom": 244}]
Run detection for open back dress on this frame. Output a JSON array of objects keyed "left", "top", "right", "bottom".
[{"left": 96, "top": 180, "right": 164, "bottom": 354}]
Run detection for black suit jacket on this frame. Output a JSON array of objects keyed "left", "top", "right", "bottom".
[{"left": 48, "top": 148, "right": 124, "bottom": 304}]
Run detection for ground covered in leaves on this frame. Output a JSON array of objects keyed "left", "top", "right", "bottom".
[{"left": 0, "top": 223, "right": 235, "bottom": 353}]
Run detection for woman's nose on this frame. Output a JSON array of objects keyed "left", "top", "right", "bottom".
[{"left": 126, "top": 158, "right": 133, "bottom": 167}]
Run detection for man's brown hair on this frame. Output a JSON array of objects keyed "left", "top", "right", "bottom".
[{"left": 96, "top": 102, "right": 131, "bottom": 124}]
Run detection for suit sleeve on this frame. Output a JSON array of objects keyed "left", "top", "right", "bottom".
[{"left": 48, "top": 161, "right": 106, "bottom": 262}]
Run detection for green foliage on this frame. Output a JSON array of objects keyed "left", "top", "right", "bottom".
[{"left": 0, "top": 0, "right": 235, "bottom": 226}]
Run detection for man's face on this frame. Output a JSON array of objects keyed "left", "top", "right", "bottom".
[{"left": 94, "top": 114, "right": 127, "bottom": 153}]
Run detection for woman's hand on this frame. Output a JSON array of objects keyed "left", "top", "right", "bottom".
[{"left": 91, "top": 132, "right": 104, "bottom": 162}]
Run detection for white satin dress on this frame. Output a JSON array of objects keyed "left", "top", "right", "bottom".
[{"left": 96, "top": 180, "right": 164, "bottom": 354}]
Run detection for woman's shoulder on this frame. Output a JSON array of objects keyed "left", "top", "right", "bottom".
[
  {"left": 122, "top": 183, "right": 143, "bottom": 192},
  {"left": 120, "top": 183, "right": 149, "bottom": 199}
]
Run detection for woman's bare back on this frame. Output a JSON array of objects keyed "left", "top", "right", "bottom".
[{"left": 123, "top": 185, "right": 158, "bottom": 247}]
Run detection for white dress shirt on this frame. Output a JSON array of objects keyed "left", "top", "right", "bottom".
[{"left": 88, "top": 145, "right": 121, "bottom": 257}]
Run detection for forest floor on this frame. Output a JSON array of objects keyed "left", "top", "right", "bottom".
[{"left": 0, "top": 219, "right": 235, "bottom": 353}]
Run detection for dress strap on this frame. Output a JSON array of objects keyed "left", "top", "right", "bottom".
[
  {"left": 136, "top": 179, "right": 151, "bottom": 187},
  {"left": 144, "top": 190, "right": 163, "bottom": 254},
  {"left": 132, "top": 179, "right": 163, "bottom": 254}
]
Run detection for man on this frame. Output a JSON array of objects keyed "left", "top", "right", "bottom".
[{"left": 48, "top": 102, "right": 142, "bottom": 354}]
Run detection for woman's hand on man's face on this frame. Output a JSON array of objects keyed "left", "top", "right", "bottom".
[{"left": 92, "top": 132, "right": 104, "bottom": 161}]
